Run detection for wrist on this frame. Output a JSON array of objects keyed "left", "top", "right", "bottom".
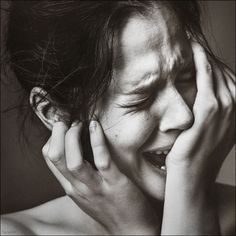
[
  {"left": 162, "top": 165, "right": 220, "bottom": 235},
  {"left": 166, "top": 161, "right": 212, "bottom": 196}
]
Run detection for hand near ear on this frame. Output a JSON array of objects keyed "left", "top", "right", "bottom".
[{"left": 42, "top": 120, "right": 160, "bottom": 235}]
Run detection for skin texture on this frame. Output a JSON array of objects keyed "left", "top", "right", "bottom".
[
  {"left": 94, "top": 7, "right": 196, "bottom": 200},
  {"left": 2, "top": 4, "right": 235, "bottom": 236}
]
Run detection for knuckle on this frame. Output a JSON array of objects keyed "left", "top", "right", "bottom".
[
  {"left": 95, "top": 159, "right": 109, "bottom": 171},
  {"left": 67, "top": 163, "right": 83, "bottom": 173},
  {"left": 65, "top": 184, "right": 74, "bottom": 197},
  {"left": 92, "top": 143, "right": 104, "bottom": 154},
  {"left": 205, "top": 98, "right": 219, "bottom": 115},
  {"left": 48, "top": 150, "right": 63, "bottom": 163},
  {"left": 222, "top": 95, "right": 233, "bottom": 111},
  {"left": 42, "top": 145, "right": 48, "bottom": 157}
]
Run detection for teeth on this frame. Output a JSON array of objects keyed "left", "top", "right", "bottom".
[
  {"left": 148, "top": 150, "right": 170, "bottom": 156},
  {"left": 154, "top": 150, "right": 169, "bottom": 155},
  {"left": 161, "top": 166, "right": 166, "bottom": 170}
]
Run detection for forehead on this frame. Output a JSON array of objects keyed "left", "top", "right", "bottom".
[{"left": 113, "top": 5, "right": 192, "bottom": 90}]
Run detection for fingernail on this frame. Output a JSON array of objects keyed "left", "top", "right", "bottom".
[
  {"left": 89, "top": 120, "right": 97, "bottom": 133},
  {"left": 71, "top": 120, "right": 80, "bottom": 127}
]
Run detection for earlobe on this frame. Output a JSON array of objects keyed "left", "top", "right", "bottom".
[{"left": 29, "top": 87, "right": 67, "bottom": 130}]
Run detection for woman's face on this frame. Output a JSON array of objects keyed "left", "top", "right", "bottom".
[{"left": 95, "top": 6, "right": 197, "bottom": 200}]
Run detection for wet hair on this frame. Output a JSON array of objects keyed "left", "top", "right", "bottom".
[{"left": 3, "top": 0, "right": 223, "bottom": 164}]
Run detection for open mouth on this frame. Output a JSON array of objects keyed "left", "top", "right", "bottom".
[{"left": 143, "top": 150, "right": 169, "bottom": 171}]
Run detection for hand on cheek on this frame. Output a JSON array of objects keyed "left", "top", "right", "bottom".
[
  {"left": 166, "top": 42, "right": 235, "bottom": 187},
  {"left": 161, "top": 42, "right": 235, "bottom": 235}
]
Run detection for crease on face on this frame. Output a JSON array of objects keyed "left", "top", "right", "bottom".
[
  {"left": 112, "top": 4, "right": 192, "bottom": 95},
  {"left": 97, "top": 3, "right": 193, "bottom": 132}
]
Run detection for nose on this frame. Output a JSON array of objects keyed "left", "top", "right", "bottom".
[{"left": 158, "top": 87, "right": 194, "bottom": 133}]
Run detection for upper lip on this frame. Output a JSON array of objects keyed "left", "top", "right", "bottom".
[{"left": 144, "top": 144, "right": 174, "bottom": 153}]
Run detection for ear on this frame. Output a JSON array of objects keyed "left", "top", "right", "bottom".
[{"left": 30, "top": 87, "right": 70, "bottom": 130}]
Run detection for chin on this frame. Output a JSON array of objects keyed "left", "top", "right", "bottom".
[{"left": 135, "top": 159, "right": 167, "bottom": 201}]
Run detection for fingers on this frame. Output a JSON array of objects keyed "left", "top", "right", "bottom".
[
  {"left": 212, "top": 62, "right": 235, "bottom": 122},
  {"left": 168, "top": 42, "right": 235, "bottom": 168},
  {"left": 65, "top": 121, "right": 100, "bottom": 188},
  {"left": 191, "top": 42, "right": 215, "bottom": 97},
  {"left": 213, "top": 62, "right": 232, "bottom": 110},
  {"left": 191, "top": 42, "right": 220, "bottom": 128},
  {"left": 42, "top": 119, "right": 125, "bottom": 199},
  {"left": 49, "top": 122, "right": 68, "bottom": 163},
  {"left": 65, "top": 121, "right": 83, "bottom": 171},
  {"left": 46, "top": 122, "right": 74, "bottom": 181},
  {"left": 46, "top": 154, "right": 92, "bottom": 198},
  {"left": 42, "top": 121, "right": 93, "bottom": 196},
  {"left": 224, "top": 68, "right": 236, "bottom": 103},
  {"left": 212, "top": 63, "right": 234, "bottom": 141},
  {"left": 89, "top": 120, "right": 124, "bottom": 185},
  {"left": 191, "top": 42, "right": 234, "bottom": 147},
  {"left": 42, "top": 137, "right": 73, "bottom": 192}
]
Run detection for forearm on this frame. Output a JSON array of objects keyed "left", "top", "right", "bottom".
[{"left": 161, "top": 166, "right": 221, "bottom": 235}]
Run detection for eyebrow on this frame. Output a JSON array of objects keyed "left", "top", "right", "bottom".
[
  {"left": 124, "top": 60, "right": 194, "bottom": 96},
  {"left": 125, "top": 72, "right": 160, "bottom": 95}
]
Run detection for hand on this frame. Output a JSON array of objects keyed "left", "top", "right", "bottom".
[
  {"left": 42, "top": 120, "right": 159, "bottom": 235},
  {"left": 161, "top": 42, "right": 235, "bottom": 235},
  {"left": 166, "top": 42, "right": 235, "bottom": 189}
]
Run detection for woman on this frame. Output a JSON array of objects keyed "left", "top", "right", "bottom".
[{"left": 1, "top": 1, "right": 235, "bottom": 235}]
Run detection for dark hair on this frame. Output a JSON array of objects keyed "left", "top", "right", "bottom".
[{"left": 3, "top": 0, "right": 223, "bottom": 165}]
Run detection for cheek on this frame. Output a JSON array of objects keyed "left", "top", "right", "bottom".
[{"left": 98, "top": 106, "right": 154, "bottom": 154}]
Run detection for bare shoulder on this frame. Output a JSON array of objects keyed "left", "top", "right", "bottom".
[
  {"left": 215, "top": 182, "right": 235, "bottom": 235},
  {"left": 1, "top": 214, "right": 34, "bottom": 235},
  {"left": 1, "top": 196, "right": 102, "bottom": 235},
  {"left": 0, "top": 197, "right": 66, "bottom": 235}
]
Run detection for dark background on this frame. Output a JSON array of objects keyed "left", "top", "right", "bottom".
[{"left": 1, "top": 1, "right": 235, "bottom": 214}]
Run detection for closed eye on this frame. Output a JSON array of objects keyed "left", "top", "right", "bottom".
[
  {"left": 119, "top": 95, "right": 153, "bottom": 111},
  {"left": 117, "top": 86, "right": 158, "bottom": 114}
]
